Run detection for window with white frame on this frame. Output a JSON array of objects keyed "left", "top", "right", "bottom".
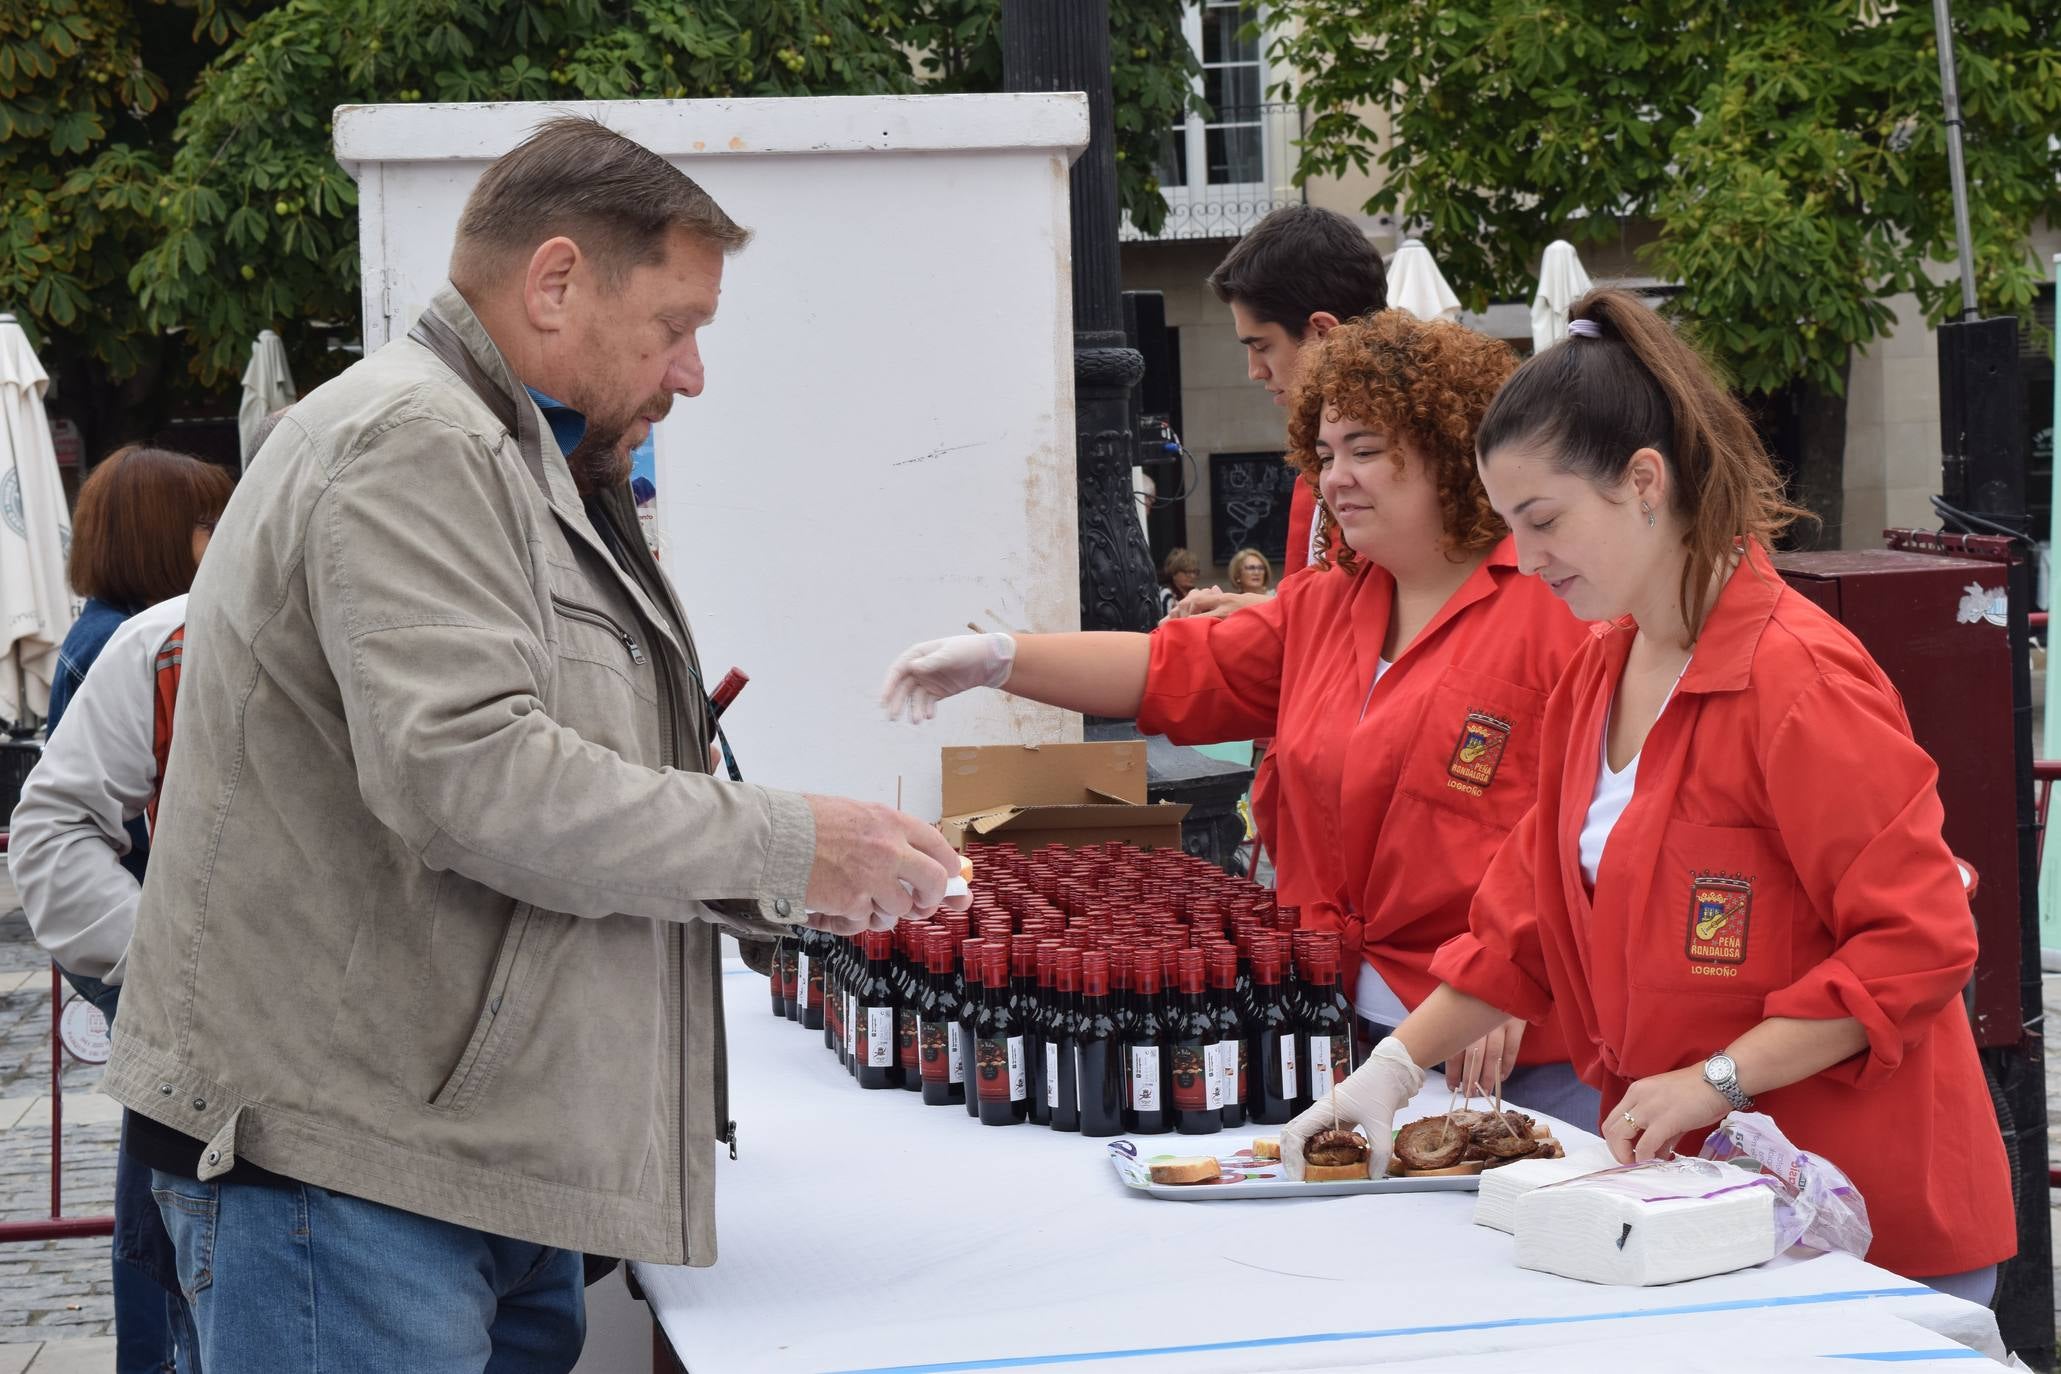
[{"left": 1137, "top": 2, "right": 1298, "bottom": 241}]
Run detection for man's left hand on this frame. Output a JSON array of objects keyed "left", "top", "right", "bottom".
[{"left": 1603, "top": 1066, "right": 1730, "bottom": 1164}]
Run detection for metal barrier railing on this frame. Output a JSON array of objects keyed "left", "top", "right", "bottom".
[{"left": 0, "top": 960, "right": 115, "bottom": 1241}]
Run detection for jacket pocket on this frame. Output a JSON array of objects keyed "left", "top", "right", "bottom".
[
  {"left": 1630, "top": 818, "right": 1798, "bottom": 1000},
  {"left": 430, "top": 904, "right": 537, "bottom": 1112},
  {"left": 1396, "top": 664, "right": 1546, "bottom": 836}
]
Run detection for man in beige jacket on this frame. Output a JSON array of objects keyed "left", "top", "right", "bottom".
[{"left": 104, "top": 116, "right": 965, "bottom": 1372}]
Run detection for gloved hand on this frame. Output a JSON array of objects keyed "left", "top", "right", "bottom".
[
  {"left": 1281, "top": 1037, "right": 1426, "bottom": 1181},
  {"left": 880, "top": 633, "right": 1016, "bottom": 724}
]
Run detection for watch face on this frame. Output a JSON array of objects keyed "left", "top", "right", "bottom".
[{"left": 1706, "top": 1054, "right": 1736, "bottom": 1084}]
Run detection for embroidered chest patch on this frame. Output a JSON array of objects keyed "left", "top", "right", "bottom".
[
  {"left": 1685, "top": 874, "right": 1753, "bottom": 972},
  {"left": 1445, "top": 711, "right": 1513, "bottom": 796}
]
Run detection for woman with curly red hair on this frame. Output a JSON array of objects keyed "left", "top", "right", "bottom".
[{"left": 882, "top": 310, "right": 1598, "bottom": 1123}]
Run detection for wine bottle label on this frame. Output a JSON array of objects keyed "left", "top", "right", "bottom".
[
  {"left": 920, "top": 1020, "right": 950, "bottom": 1082},
  {"left": 949, "top": 1031, "right": 964, "bottom": 1085},
  {"left": 898, "top": 1007, "right": 920, "bottom": 1072},
  {"left": 843, "top": 994, "right": 856, "bottom": 1056},
  {"left": 976, "top": 1034, "right": 1027, "bottom": 1102},
  {"left": 1045, "top": 1042, "right": 1060, "bottom": 1109},
  {"left": 1213, "top": 1039, "right": 1237, "bottom": 1109},
  {"left": 1172, "top": 1044, "right": 1209, "bottom": 1111},
  {"left": 1129, "top": 1046, "right": 1162, "bottom": 1111},
  {"left": 865, "top": 1007, "right": 894, "bottom": 1068},
  {"left": 1308, "top": 1037, "right": 1332, "bottom": 1098},
  {"left": 796, "top": 954, "right": 811, "bottom": 1001},
  {"left": 1204, "top": 1042, "right": 1226, "bottom": 1111},
  {"left": 1279, "top": 1037, "right": 1298, "bottom": 1090}
]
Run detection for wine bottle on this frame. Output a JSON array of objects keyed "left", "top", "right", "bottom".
[
  {"left": 1250, "top": 943, "right": 1298, "bottom": 1125},
  {"left": 1171, "top": 950, "right": 1222, "bottom": 1136},
  {"left": 1048, "top": 948, "right": 1082, "bottom": 1132},
  {"left": 1300, "top": 941, "right": 1352, "bottom": 1104},
  {"left": 1208, "top": 946, "right": 1246, "bottom": 1129},
  {"left": 1010, "top": 937, "right": 1047, "bottom": 1127},
  {"left": 917, "top": 930, "right": 965, "bottom": 1106},
  {"left": 975, "top": 944, "right": 1027, "bottom": 1125},
  {"left": 1074, "top": 951, "right": 1124, "bottom": 1138},
  {"left": 854, "top": 931, "right": 899, "bottom": 1090},
  {"left": 799, "top": 928, "right": 825, "bottom": 1032},
  {"left": 896, "top": 925, "right": 924, "bottom": 1092},
  {"left": 769, "top": 937, "right": 788, "bottom": 1017},
  {"left": 958, "top": 939, "right": 985, "bottom": 1118},
  {"left": 1124, "top": 956, "right": 1171, "bottom": 1135}
]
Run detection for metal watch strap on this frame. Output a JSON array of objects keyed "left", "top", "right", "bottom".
[{"left": 1705, "top": 1055, "right": 1754, "bottom": 1111}]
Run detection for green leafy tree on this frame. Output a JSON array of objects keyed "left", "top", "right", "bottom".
[
  {"left": 5, "top": 0, "right": 1196, "bottom": 404},
  {"left": 1272, "top": 2, "right": 2061, "bottom": 534},
  {"left": 0, "top": 0, "right": 250, "bottom": 375}
]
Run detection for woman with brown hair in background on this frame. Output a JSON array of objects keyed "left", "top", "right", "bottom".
[
  {"left": 30, "top": 441, "right": 231, "bottom": 1374},
  {"left": 50, "top": 444, "right": 233, "bottom": 729}
]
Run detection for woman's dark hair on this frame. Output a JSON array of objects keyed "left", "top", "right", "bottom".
[
  {"left": 1159, "top": 547, "right": 1199, "bottom": 586},
  {"left": 68, "top": 445, "right": 234, "bottom": 610},
  {"left": 1207, "top": 205, "right": 1388, "bottom": 337},
  {"left": 1475, "top": 288, "right": 1810, "bottom": 636}
]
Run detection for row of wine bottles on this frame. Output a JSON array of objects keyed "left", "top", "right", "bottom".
[{"left": 765, "top": 842, "right": 1361, "bottom": 1135}]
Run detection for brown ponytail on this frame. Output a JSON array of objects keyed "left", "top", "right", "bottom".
[{"left": 1475, "top": 288, "right": 1811, "bottom": 637}]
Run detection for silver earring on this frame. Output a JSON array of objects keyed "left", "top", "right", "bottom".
[{"left": 1641, "top": 501, "right": 1656, "bottom": 528}]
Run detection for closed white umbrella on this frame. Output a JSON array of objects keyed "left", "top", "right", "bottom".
[
  {"left": 239, "top": 329, "right": 297, "bottom": 471},
  {"left": 1386, "top": 237, "right": 1462, "bottom": 322},
  {"left": 1531, "top": 239, "right": 1596, "bottom": 352},
  {"left": 0, "top": 313, "right": 76, "bottom": 728}
]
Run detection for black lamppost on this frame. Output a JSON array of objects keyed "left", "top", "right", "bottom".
[{"left": 1003, "top": 0, "right": 1162, "bottom": 634}]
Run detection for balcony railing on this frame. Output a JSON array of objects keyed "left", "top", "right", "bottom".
[{"left": 1122, "top": 101, "right": 1306, "bottom": 243}]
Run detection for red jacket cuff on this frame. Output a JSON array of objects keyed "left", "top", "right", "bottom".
[
  {"left": 1761, "top": 956, "right": 1908, "bottom": 1090},
  {"left": 1430, "top": 933, "right": 1552, "bottom": 1026}
]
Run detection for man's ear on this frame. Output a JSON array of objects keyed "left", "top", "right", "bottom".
[
  {"left": 1307, "top": 310, "right": 1343, "bottom": 338},
  {"left": 523, "top": 236, "right": 582, "bottom": 332}
]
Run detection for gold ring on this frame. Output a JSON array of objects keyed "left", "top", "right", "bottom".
[{"left": 1620, "top": 1110, "right": 1637, "bottom": 1127}]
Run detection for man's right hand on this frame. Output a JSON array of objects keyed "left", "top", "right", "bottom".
[
  {"left": 803, "top": 795, "right": 967, "bottom": 927},
  {"left": 1165, "top": 588, "right": 1269, "bottom": 621}
]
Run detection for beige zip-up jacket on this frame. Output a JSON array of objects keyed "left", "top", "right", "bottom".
[{"left": 104, "top": 284, "right": 813, "bottom": 1266}]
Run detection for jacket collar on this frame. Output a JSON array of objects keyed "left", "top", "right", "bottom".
[
  {"left": 1586, "top": 540, "right": 1782, "bottom": 695},
  {"left": 1350, "top": 536, "right": 1518, "bottom": 689},
  {"left": 412, "top": 283, "right": 584, "bottom": 515}
]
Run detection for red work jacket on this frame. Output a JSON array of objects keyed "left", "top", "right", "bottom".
[
  {"left": 1140, "top": 538, "right": 1586, "bottom": 1064},
  {"left": 1432, "top": 543, "right": 2015, "bottom": 1277}
]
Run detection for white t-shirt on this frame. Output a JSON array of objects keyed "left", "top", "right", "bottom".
[
  {"left": 1351, "top": 656, "right": 1406, "bottom": 1025},
  {"left": 1579, "top": 662, "right": 1689, "bottom": 888}
]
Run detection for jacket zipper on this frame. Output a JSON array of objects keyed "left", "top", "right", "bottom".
[{"left": 549, "top": 594, "right": 646, "bottom": 665}]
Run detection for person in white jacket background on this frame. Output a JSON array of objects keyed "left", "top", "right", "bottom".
[
  {"left": 11, "top": 591, "right": 197, "bottom": 1373},
  {"left": 14, "top": 593, "right": 189, "bottom": 986}
]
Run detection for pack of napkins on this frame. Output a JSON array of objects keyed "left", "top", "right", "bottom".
[
  {"left": 1511, "top": 1158, "right": 1779, "bottom": 1286},
  {"left": 1472, "top": 1153, "right": 1612, "bottom": 1234}
]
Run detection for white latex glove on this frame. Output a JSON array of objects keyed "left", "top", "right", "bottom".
[
  {"left": 880, "top": 633, "right": 1016, "bottom": 724},
  {"left": 1281, "top": 1037, "right": 1426, "bottom": 1181}
]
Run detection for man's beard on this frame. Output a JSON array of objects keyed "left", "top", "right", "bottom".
[{"left": 565, "top": 426, "right": 634, "bottom": 496}]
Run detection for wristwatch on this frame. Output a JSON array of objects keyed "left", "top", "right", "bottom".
[{"left": 1702, "top": 1053, "right": 1755, "bottom": 1111}]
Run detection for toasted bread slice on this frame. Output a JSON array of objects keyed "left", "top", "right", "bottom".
[
  {"left": 1304, "top": 1159, "right": 1373, "bottom": 1182},
  {"left": 1149, "top": 1156, "right": 1223, "bottom": 1185},
  {"left": 1387, "top": 1157, "right": 1487, "bottom": 1178},
  {"left": 1251, "top": 1137, "right": 1281, "bottom": 1161}
]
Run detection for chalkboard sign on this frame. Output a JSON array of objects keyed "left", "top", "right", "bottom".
[{"left": 1209, "top": 451, "right": 1297, "bottom": 564}]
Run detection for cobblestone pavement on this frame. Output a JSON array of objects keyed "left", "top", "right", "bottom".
[{"left": 1, "top": 904, "right": 119, "bottom": 1363}]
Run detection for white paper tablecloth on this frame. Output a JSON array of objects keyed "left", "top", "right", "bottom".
[{"left": 633, "top": 964, "right": 2007, "bottom": 1372}]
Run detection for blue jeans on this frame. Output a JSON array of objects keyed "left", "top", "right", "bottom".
[
  {"left": 150, "top": 1173, "right": 585, "bottom": 1373},
  {"left": 61, "top": 970, "right": 198, "bottom": 1374}
]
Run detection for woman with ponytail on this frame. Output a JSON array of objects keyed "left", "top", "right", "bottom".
[{"left": 1284, "top": 289, "right": 2013, "bottom": 1297}]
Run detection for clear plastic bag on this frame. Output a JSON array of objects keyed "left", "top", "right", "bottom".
[{"left": 1698, "top": 1111, "right": 1872, "bottom": 1258}]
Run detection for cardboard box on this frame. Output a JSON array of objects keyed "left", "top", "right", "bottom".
[{"left": 939, "top": 742, "right": 1190, "bottom": 854}]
